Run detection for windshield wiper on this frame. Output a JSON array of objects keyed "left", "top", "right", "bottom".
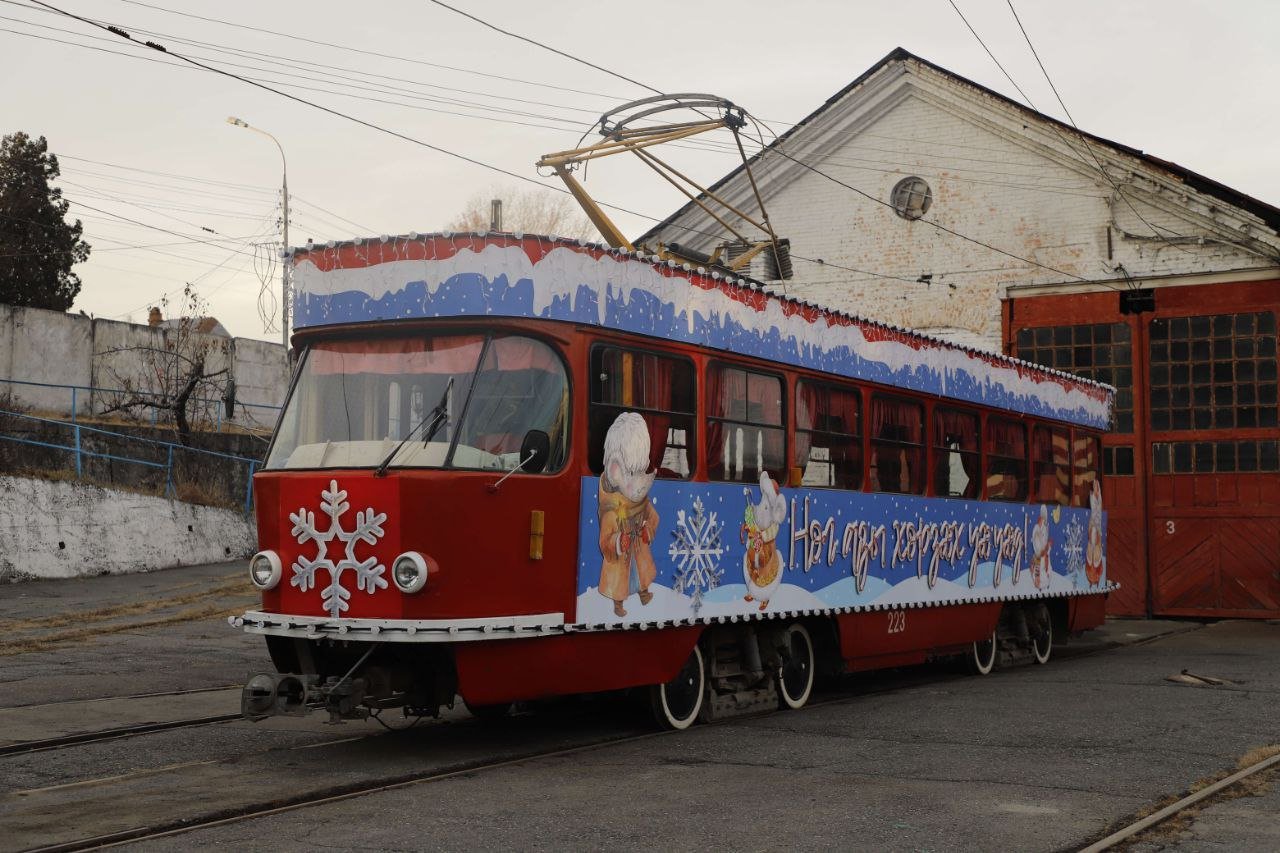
[{"left": 373, "top": 376, "right": 453, "bottom": 478}]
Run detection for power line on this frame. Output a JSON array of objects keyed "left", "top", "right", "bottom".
[
  {"left": 424, "top": 0, "right": 660, "bottom": 96},
  {"left": 419, "top": 0, "right": 1088, "bottom": 282},
  {"left": 26, "top": 2, "right": 1021, "bottom": 290},
  {"left": 106, "top": 0, "right": 628, "bottom": 100},
  {"left": 947, "top": 0, "right": 1192, "bottom": 256}
]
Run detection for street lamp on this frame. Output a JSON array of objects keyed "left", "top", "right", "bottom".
[{"left": 227, "top": 116, "right": 290, "bottom": 347}]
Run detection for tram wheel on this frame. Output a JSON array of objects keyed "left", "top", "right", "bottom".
[
  {"left": 777, "top": 623, "right": 815, "bottom": 710},
  {"left": 464, "top": 701, "right": 513, "bottom": 722},
  {"left": 649, "top": 644, "right": 706, "bottom": 730},
  {"left": 969, "top": 629, "right": 998, "bottom": 676},
  {"left": 1031, "top": 610, "right": 1053, "bottom": 665}
]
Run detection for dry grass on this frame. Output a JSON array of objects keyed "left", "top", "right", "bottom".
[
  {"left": 0, "top": 602, "right": 250, "bottom": 656},
  {"left": 5, "top": 574, "right": 248, "bottom": 634},
  {"left": 1111, "top": 745, "right": 1280, "bottom": 849},
  {"left": 173, "top": 478, "right": 239, "bottom": 509}
]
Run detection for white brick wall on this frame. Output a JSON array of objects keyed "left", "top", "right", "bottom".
[{"left": 650, "top": 57, "right": 1280, "bottom": 351}]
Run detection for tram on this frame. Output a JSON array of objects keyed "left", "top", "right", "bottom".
[{"left": 235, "top": 232, "right": 1114, "bottom": 729}]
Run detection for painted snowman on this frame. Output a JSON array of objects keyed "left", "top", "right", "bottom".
[{"left": 742, "top": 472, "right": 787, "bottom": 611}]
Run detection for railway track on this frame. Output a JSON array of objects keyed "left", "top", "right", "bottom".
[
  {"left": 11, "top": 624, "right": 1210, "bottom": 852},
  {"left": 0, "top": 712, "right": 242, "bottom": 758},
  {"left": 1079, "top": 750, "right": 1280, "bottom": 852}
]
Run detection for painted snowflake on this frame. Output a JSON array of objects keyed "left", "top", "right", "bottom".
[
  {"left": 669, "top": 496, "right": 725, "bottom": 615},
  {"left": 1062, "top": 516, "right": 1086, "bottom": 589},
  {"left": 289, "top": 480, "right": 389, "bottom": 617}
]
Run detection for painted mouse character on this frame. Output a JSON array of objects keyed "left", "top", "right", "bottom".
[
  {"left": 742, "top": 471, "right": 787, "bottom": 610},
  {"left": 1084, "top": 480, "right": 1105, "bottom": 586},
  {"left": 597, "top": 412, "right": 659, "bottom": 618}
]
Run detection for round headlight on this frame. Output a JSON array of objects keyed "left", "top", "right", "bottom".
[
  {"left": 250, "top": 550, "right": 282, "bottom": 590},
  {"left": 392, "top": 551, "right": 428, "bottom": 594}
]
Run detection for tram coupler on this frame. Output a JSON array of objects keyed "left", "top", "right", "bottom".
[{"left": 241, "top": 672, "right": 372, "bottom": 723}]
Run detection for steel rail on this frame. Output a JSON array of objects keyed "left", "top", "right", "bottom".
[
  {"left": 1079, "top": 751, "right": 1280, "bottom": 852},
  {"left": 0, "top": 713, "right": 242, "bottom": 758}
]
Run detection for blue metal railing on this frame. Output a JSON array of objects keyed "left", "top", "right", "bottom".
[
  {"left": 0, "top": 408, "right": 260, "bottom": 513},
  {"left": 0, "top": 377, "right": 281, "bottom": 432}
]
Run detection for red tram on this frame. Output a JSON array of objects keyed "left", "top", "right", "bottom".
[{"left": 235, "top": 232, "right": 1115, "bottom": 729}]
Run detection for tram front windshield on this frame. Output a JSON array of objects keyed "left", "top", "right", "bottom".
[{"left": 264, "top": 334, "right": 568, "bottom": 472}]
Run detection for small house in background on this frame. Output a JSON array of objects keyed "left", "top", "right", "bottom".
[{"left": 644, "top": 48, "right": 1280, "bottom": 618}]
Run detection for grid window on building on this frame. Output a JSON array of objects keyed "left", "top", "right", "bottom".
[
  {"left": 1016, "top": 323, "right": 1134, "bottom": 433},
  {"left": 1148, "top": 312, "right": 1278, "bottom": 432}
]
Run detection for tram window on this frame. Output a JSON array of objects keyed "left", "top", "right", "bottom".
[
  {"left": 933, "top": 407, "right": 979, "bottom": 499},
  {"left": 707, "top": 364, "right": 785, "bottom": 483},
  {"left": 588, "top": 346, "right": 696, "bottom": 479},
  {"left": 795, "top": 380, "right": 861, "bottom": 489},
  {"left": 869, "top": 396, "right": 925, "bottom": 495},
  {"left": 1071, "top": 433, "right": 1101, "bottom": 506},
  {"left": 1032, "top": 425, "right": 1071, "bottom": 504},
  {"left": 984, "top": 417, "right": 1027, "bottom": 502}
]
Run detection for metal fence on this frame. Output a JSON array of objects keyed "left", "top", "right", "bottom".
[
  {"left": 0, "top": 409, "right": 262, "bottom": 513},
  {"left": 0, "top": 377, "right": 282, "bottom": 432}
]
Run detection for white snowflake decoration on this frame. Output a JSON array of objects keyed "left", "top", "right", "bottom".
[
  {"left": 669, "top": 496, "right": 725, "bottom": 615},
  {"left": 289, "top": 479, "right": 389, "bottom": 617},
  {"left": 1062, "top": 516, "right": 1086, "bottom": 589}
]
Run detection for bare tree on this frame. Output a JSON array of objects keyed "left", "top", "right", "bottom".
[
  {"left": 445, "top": 185, "right": 599, "bottom": 241},
  {"left": 96, "top": 285, "right": 232, "bottom": 445}
]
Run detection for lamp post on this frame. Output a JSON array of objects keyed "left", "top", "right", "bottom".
[{"left": 227, "top": 116, "right": 290, "bottom": 347}]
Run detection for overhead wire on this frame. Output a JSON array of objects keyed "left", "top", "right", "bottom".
[
  {"left": 422, "top": 0, "right": 1089, "bottom": 282},
  {"left": 106, "top": 0, "right": 630, "bottom": 100},
  {"left": 947, "top": 0, "right": 1193, "bottom": 258},
  {"left": 22, "top": 1, "right": 1031, "bottom": 289}
]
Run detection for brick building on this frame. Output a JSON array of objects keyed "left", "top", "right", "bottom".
[{"left": 644, "top": 48, "right": 1280, "bottom": 617}]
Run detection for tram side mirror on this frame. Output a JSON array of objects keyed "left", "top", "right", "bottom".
[{"left": 520, "top": 429, "right": 551, "bottom": 474}]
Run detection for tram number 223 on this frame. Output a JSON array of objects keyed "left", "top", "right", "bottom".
[{"left": 886, "top": 609, "right": 907, "bottom": 634}]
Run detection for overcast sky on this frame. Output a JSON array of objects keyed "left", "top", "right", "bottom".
[{"left": 4, "top": 0, "right": 1276, "bottom": 341}]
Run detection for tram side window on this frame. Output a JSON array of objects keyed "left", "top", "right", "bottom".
[
  {"left": 707, "top": 364, "right": 785, "bottom": 483},
  {"left": 934, "top": 407, "right": 979, "bottom": 499},
  {"left": 985, "top": 417, "right": 1028, "bottom": 501},
  {"left": 869, "top": 395, "right": 925, "bottom": 494},
  {"left": 588, "top": 346, "right": 696, "bottom": 479},
  {"left": 1032, "top": 425, "right": 1072, "bottom": 505},
  {"left": 795, "top": 380, "right": 861, "bottom": 489},
  {"left": 1072, "top": 432, "right": 1101, "bottom": 507}
]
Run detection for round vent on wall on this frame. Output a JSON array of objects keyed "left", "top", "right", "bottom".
[{"left": 890, "top": 176, "right": 933, "bottom": 220}]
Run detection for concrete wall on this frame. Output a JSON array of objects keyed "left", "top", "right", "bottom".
[
  {"left": 0, "top": 474, "right": 256, "bottom": 581},
  {"left": 0, "top": 305, "right": 289, "bottom": 427}
]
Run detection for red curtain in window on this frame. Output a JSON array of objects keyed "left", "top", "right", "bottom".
[
  {"left": 871, "top": 397, "right": 923, "bottom": 444},
  {"left": 986, "top": 418, "right": 1026, "bottom": 458},
  {"left": 936, "top": 408, "right": 980, "bottom": 486},
  {"left": 794, "top": 382, "right": 820, "bottom": 467}
]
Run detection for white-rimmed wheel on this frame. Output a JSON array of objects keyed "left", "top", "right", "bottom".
[
  {"left": 649, "top": 644, "right": 706, "bottom": 730},
  {"left": 1031, "top": 608, "right": 1053, "bottom": 665},
  {"left": 969, "top": 629, "right": 997, "bottom": 675},
  {"left": 777, "top": 623, "right": 815, "bottom": 710}
]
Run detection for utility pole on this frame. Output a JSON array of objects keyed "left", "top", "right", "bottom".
[{"left": 227, "top": 116, "right": 291, "bottom": 347}]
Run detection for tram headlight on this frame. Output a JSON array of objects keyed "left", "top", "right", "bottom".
[
  {"left": 249, "top": 550, "right": 282, "bottom": 590},
  {"left": 392, "top": 551, "right": 429, "bottom": 594}
]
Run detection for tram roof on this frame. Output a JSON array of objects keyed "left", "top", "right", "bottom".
[{"left": 288, "top": 232, "right": 1113, "bottom": 429}]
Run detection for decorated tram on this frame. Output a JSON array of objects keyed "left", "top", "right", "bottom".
[{"left": 235, "top": 232, "right": 1114, "bottom": 729}]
